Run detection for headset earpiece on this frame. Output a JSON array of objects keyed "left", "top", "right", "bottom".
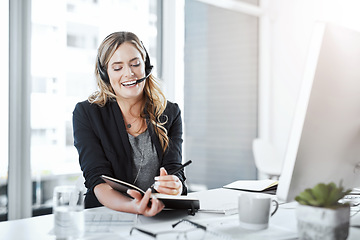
[
  {"left": 142, "top": 42, "right": 154, "bottom": 77},
  {"left": 97, "top": 57, "right": 110, "bottom": 84}
]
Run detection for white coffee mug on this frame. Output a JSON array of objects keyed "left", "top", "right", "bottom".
[{"left": 238, "top": 192, "right": 279, "bottom": 230}]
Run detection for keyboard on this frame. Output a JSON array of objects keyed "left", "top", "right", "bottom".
[
  {"left": 341, "top": 194, "right": 360, "bottom": 207},
  {"left": 85, "top": 211, "right": 136, "bottom": 233}
]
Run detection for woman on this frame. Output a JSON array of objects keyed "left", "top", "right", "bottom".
[{"left": 73, "top": 32, "right": 187, "bottom": 217}]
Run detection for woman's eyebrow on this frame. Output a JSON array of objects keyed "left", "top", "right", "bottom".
[{"left": 111, "top": 57, "right": 139, "bottom": 66}]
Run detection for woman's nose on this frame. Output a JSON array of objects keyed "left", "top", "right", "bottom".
[{"left": 125, "top": 65, "right": 134, "bottom": 77}]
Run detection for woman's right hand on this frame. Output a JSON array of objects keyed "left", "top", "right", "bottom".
[{"left": 127, "top": 188, "right": 164, "bottom": 217}]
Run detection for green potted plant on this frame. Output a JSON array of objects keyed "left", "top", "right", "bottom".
[{"left": 295, "top": 182, "right": 352, "bottom": 240}]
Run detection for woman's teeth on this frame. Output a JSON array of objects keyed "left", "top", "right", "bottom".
[{"left": 122, "top": 80, "right": 137, "bottom": 87}]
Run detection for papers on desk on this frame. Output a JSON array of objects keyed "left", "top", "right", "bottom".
[
  {"left": 208, "top": 217, "right": 299, "bottom": 240},
  {"left": 189, "top": 180, "right": 278, "bottom": 215},
  {"left": 189, "top": 188, "right": 240, "bottom": 215},
  {"left": 84, "top": 207, "right": 136, "bottom": 233},
  {"left": 223, "top": 179, "right": 278, "bottom": 192}
]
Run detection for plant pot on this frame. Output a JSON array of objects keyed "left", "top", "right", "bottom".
[{"left": 296, "top": 204, "right": 350, "bottom": 240}]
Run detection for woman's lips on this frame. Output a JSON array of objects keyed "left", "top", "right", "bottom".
[{"left": 121, "top": 80, "right": 137, "bottom": 87}]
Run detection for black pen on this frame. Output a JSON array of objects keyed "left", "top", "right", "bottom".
[{"left": 168, "top": 160, "right": 192, "bottom": 175}]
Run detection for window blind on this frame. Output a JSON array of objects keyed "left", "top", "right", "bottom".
[{"left": 184, "top": 0, "right": 258, "bottom": 189}]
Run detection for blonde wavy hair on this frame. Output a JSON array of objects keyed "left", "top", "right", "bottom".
[{"left": 88, "top": 32, "right": 169, "bottom": 152}]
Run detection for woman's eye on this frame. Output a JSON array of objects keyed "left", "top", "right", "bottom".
[
  {"left": 131, "top": 63, "right": 140, "bottom": 67},
  {"left": 113, "top": 67, "right": 122, "bottom": 71}
]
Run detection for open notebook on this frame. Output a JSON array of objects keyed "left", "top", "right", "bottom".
[{"left": 101, "top": 175, "right": 200, "bottom": 212}]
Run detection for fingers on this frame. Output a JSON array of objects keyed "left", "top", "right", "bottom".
[
  {"left": 129, "top": 189, "right": 164, "bottom": 217},
  {"left": 136, "top": 189, "right": 152, "bottom": 214},
  {"left": 154, "top": 174, "right": 182, "bottom": 195},
  {"left": 127, "top": 189, "right": 143, "bottom": 200},
  {"left": 160, "top": 167, "right": 167, "bottom": 176},
  {"left": 143, "top": 195, "right": 164, "bottom": 217}
]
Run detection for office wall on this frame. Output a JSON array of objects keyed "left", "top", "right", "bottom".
[{"left": 267, "top": 0, "right": 360, "bottom": 162}]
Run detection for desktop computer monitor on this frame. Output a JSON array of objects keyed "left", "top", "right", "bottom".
[{"left": 276, "top": 22, "right": 360, "bottom": 202}]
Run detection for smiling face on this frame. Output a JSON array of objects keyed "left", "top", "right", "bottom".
[{"left": 107, "top": 42, "right": 146, "bottom": 101}]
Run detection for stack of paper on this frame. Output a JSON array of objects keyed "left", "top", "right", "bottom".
[
  {"left": 189, "top": 180, "right": 278, "bottom": 215},
  {"left": 223, "top": 179, "right": 278, "bottom": 192}
]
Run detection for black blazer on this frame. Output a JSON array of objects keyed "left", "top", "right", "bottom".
[{"left": 72, "top": 99, "right": 187, "bottom": 208}]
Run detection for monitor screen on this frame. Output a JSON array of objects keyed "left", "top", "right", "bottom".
[{"left": 276, "top": 22, "right": 360, "bottom": 202}]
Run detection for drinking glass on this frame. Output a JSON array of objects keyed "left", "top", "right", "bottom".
[{"left": 53, "top": 185, "right": 84, "bottom": 239}]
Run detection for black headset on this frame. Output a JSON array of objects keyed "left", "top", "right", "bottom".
[{"left": 97, "top": 42, "right": 153, "bottom": 84}]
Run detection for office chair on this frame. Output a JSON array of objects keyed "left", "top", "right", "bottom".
[{"left": 252, "top": 138, "right": 283, "bottom": 179}]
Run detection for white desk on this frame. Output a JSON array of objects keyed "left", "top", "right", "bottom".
[{"left": 1, "top": 189, "right": 360, "bottom": 240}]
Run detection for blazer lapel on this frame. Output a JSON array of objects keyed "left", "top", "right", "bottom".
[{"left": 111, "top": 101, "right": 132, "bottom": 164}]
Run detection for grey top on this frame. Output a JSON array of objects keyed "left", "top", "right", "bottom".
[{"left": 128, "top": 129, "right": 160, "bottom": 191}]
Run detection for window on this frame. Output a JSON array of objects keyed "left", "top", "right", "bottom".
[
  {"left": 0, "top": 0, "right": 9, "bottom": 221},
  {"left": 29, "top": 0, "right": 161, "bottom": 215},
  {"left": 184, "top": 0, "right": 259, "bottom": 189}
]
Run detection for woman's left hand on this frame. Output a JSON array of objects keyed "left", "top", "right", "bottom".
[{"left": 153, "top": 167, "right": 183, "bottom": 196}]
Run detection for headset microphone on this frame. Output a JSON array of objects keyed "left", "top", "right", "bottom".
[{"left": 135, "top": 68, "right": 152, "bottom": 84}]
